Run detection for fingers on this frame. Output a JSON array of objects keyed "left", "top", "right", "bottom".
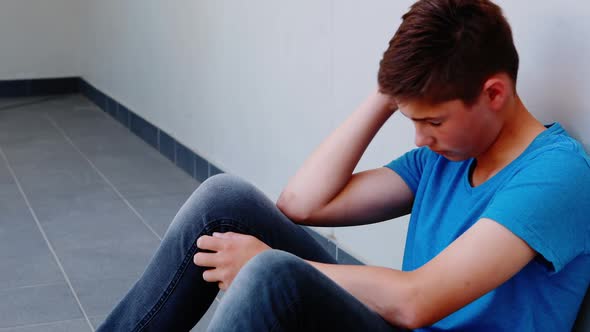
[
  {"left": 193, "top": 252, "right": 218, "bottom": 267},
  {"left": 196, "top": 235, "right": 224, "bottom": 251},
  {"left": 202, "top": 268, "right": 221, "bottom": 283},
  {"left": 197, "top": 232, "right": 244, "bottom": 250},
  {"left": 212, "top": 231, "right": 240, "bottom": 239},
  {"left": 203, "top": 270, "right": 229, "bottom": 291}
]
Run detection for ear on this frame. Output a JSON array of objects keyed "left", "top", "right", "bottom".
[{"left": 481, "top": 74, "right": 512, "bottom": 110}]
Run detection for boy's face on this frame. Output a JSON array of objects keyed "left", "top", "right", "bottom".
[{"left": 398, "top": 97, "right": 499, "bottom": 161}]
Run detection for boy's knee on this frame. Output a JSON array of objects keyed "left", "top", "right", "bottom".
[
  {"left": 167, "top": 174, "right": 249, "bottom": 233},
  {"left": 166, "top": 174, "right": 276, "bottom": 245},
  {"left": 211, "top": 251, "right": 313, "bottom": 330},
  {"left": 185, "top": 174, "right": 262, "bottom": 211},
  {"left": 250, "top": 249, "right": 302, "bottom": 270},
  {"left": 235, "top": 250, "right": 308, "bottom": 286},
  {"left": 199, "top": 173, "right": 253, "bottom": 196}
]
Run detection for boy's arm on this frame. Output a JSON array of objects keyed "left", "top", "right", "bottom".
[
  {"left": 277, "top": 89, "right": 413, "bottom": 226},
  {"left": 306, "top": 218, "right": 536, "bottom": 329}
]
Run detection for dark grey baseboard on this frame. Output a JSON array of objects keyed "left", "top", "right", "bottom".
[{"left": 0, "top": 77, "right": 79, "bottom": 97}]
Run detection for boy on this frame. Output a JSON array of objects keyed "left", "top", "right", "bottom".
[{"left": 98, "top": 0, "right": 590, "bottom": 330}]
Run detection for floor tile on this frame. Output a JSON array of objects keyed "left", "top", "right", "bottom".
[
  {"left": 126, "top": 193, "right": 192, "bottom": 237},
  {"left": 33, "top": 197, "right": 161, "bottom": 283},
  {"left": 72, "top": 276, "right": 138, "bottom": 318},
  {"left": 45, "top": 109, "right": 129, "bottom": 140},
  {"left": 0, "top": 113, "right": 59, "bottom": 145},
  {"left": 25, "top": 184, "right": 121, "bottom": 208},
  {"left": 0, "top": 283, "right": 82, "bottom": 328},
  {"left": 43, "top": 94, "right": 94, "bottom": 109},
  {"left": 23, "top": 181, "right": 121, "bottom": 203},
  {"left": 65, "top": 134, "right": 163, "bottom": 161},
  {"left": 102, "top": 170, "right": 198, "bottom": 199},
  {"left": 88, "top": 316, "right": 106, "bottom": 331},
  {"left": 0, "top": 199, "right": 64, "bottom": 290},
  {"left": 0, "top": 319, "right": 91, "bottom": 332},
  {"left": 36, "top": 198, "right": 161, "bottom": 250},
  {"left": 0, "top": 97, "right": 50, "bottom": 110},
  {"left": 53, "top": 241, "right": 159, "bottom": 282},
  {"left": 0, "top": 166, "right": 20, "bottom": 200}
]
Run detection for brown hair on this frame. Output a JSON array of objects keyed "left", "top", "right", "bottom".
[{"left": 378, "top": 0, "right": 519, "bottom": 105}]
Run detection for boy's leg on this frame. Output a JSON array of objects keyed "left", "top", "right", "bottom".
[
  {"left": 97, "top": 174, "right": 336, "bottom": 332},
  {"left": 208, "top": 250, "right": 408, "bottom": 332}
]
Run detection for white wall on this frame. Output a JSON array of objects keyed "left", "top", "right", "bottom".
[
  {"left": 0, "top": 0, "right": 82, "bottom": 79},
  {"left": 501, "top": 1, "right": 590, "bottom": 147},
  {"left": 3, "top": 1, "right": 587, "bottom": 268},
  {"left": 77, "top": 0, "right": 590, "bottom": 268}
]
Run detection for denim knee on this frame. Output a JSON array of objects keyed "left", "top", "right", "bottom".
[
  {"left": 166, "top": 174, "right": 264, "bottom": 236},
  {"left": 209, "top": 250, "right": 317, "bottom": 331},
  {"left": 242, "top": 250, "right": 304, "bottom": 276},
  {"left": 196, "top": 173, "right": 260, "bottom": 204},
  {"left": 230, "top": 249, "right": 310, "bottom": 294},
  {"left": 188, "top": 174, "right": 266, "bottom": 217}
]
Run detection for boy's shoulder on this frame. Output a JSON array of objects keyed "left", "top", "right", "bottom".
[{"left": 518, "top": 123, "right": 590, "bottom": 171}]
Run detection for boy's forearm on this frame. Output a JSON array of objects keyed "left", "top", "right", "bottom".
[
  {"left": 306, "top": 260, "right": 417, "bottom": 329},
  {"left": 277, "top": 90, "right": 397, "bottom": 221}
]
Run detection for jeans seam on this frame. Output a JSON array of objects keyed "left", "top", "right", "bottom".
[{"left": 131, "top": 217, "right": 260, "bottom": 331}]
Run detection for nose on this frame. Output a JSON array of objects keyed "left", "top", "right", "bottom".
[{"left": 415, "top": 128, "right": 434, "bottom": 147}]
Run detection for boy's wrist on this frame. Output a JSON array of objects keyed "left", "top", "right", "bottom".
[{"left": 372, "top": 89, "right": 398, "bottom": 115}]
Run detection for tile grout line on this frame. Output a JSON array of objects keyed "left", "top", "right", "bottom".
[
  {"left": 0, "top": 96, "right": 59, "bottom": 112},
  {"left": 0, "top": 281, "right": 68, "bottom": 293},
  {"left": 0, "top": 146, "right": 95, "bottom": 332},
  {"left": 43, "top": 114, "right": 163, "bottom": 242}
]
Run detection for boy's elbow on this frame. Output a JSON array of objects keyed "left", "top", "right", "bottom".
[
  {"left": 276, "top": 191, "right": 310, "bottom": 223},
  {"left": 383, "top": 304, "right": 427, "bottom": 330},
  {"left": 384, "top": 278, "right": 430, "bottom": 329},
  {"left": 395, "top": 305, "right": 427, "bottom": 330}
]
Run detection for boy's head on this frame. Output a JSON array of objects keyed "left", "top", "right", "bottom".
[{"left": 378, "top": 0, "right": 519, "bottom": 106}]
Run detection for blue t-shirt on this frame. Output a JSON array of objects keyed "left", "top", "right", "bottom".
[{"left": 386, "top": 123, "right": 590, "bottom": 331}]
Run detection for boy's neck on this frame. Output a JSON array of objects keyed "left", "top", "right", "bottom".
[{"left": 471, "top": 96, "right": 546, "bottom": 186}]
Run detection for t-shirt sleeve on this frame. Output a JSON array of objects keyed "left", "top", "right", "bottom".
[
  {"left": 384, "top": 147, "right": 433, "bottom": 194},
  {"left": 481, "top": 149, "right": 590, "bottom": 273}
]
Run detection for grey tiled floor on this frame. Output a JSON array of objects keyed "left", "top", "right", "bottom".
[{"left": 0, "top": 95, "right": 218, "bottom": 331}]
